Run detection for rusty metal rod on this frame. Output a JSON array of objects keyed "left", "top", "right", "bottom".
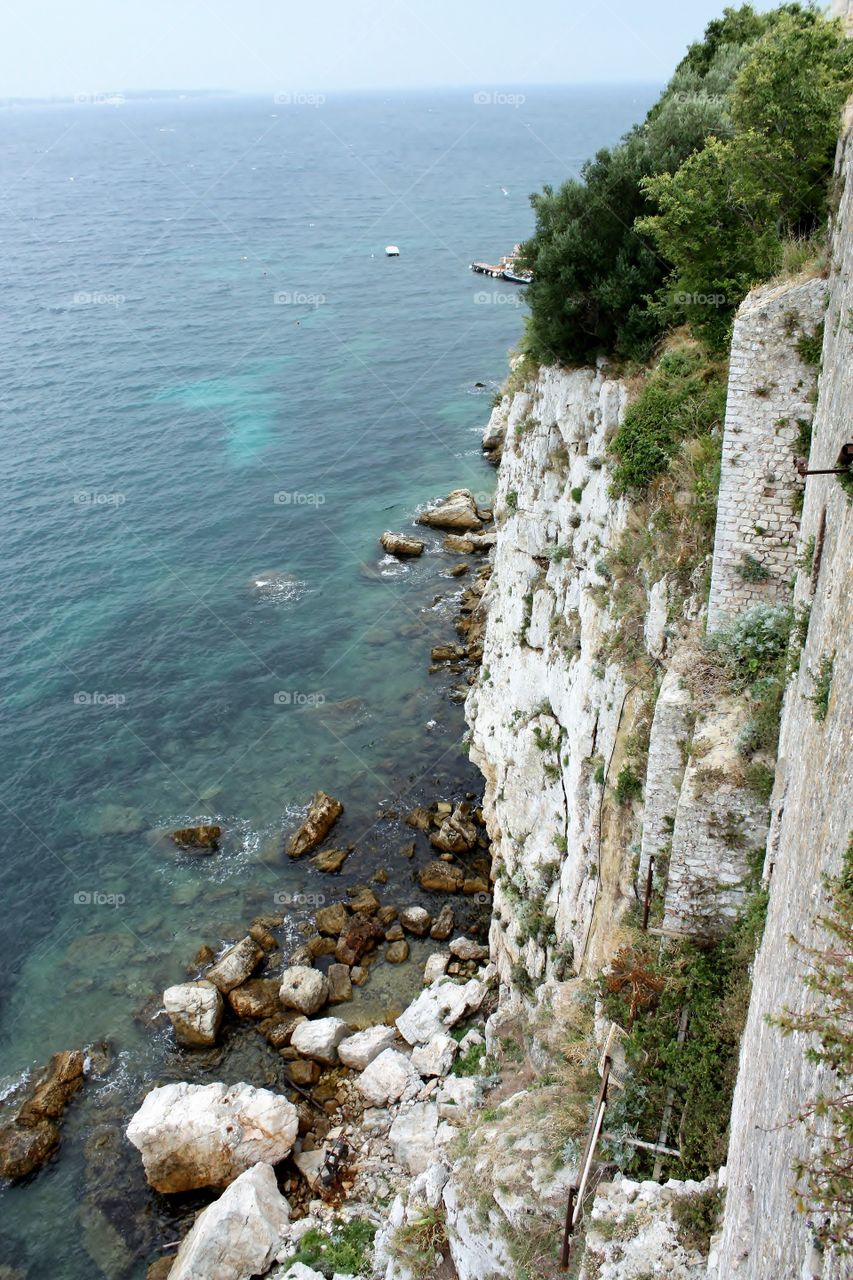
[
  {"left": 559, "top": 1056, "right": 611, "bottom": 1268},
  {"left": 641, "top": 855, "right": 656, "bottom": 931}
]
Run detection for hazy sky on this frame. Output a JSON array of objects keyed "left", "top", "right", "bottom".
[{"left": 1, "top": 0, "right": 780, "bottom": 100}]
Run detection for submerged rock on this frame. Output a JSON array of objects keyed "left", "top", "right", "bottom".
[
  {"left": 164, "top": 981, "right": 223, "bottom": 1046},
  {"left": 418, "top": 860, "right": 464, "bottom": 893},
  {"left": 400, "top": 906, "right": 432, "bottom": 936},
  {"left": 309, "top": 847, "right": 350, "bottom": 874},
  {"left": 326, "top": 964, "right": 353, "bottom": 1005},
  {"left": 0, "top": 1049, "right": 86, "bottom": 1179},
  {"left": 380, "top": 531, "right": 426, "bottom": 557},
  {"left": 385, "top": 940, "right": 409, "bottom": 964},
  {"left": 314, "top": 902, "right": 349, "bottom": 936},
  {"left": 126, "top": 1082, "right": 298, "bottom": 1193},
  {"left": 429, "top": 904, "right": 455, "bottom": 940},
  {"left": 287, "top": 793, "right": 343, "bottom": 859},
  {"left": 168, "top": 1162, "right": 290, "bottom": 1280},
  {"left": 170, "top": 824, "right": 222, "bottom": 851},
  {"left": 449, "top": 937, "right": 489, "bottom": 962}
]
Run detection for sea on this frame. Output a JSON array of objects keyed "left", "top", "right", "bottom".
[{"left": 0, "top": 84, "right": 658, "bottom": 1276}]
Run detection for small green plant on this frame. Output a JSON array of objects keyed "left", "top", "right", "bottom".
[
  {"left": 290, "top": 1219, "right": 377, "bottom": 1278},
  {"left": 796, "top": 320, "right": 824, "bottom": 367},
  {"left": 671, "top": 1187, "right": 724, "bottom": 1253},
  {"left": 543, "top": 543, "right": 572, "bottom": 563},
  {"left": 807, "top": 653, "right": 835, "bottom": 723},
  {"left": 506, "top": 490, "right": 518, "bottom": 512},
  {"left": 571, "top": 485, "right": 584, "bottom": 503},
  {"left": 735, "top": 552, "right": 770, "bottom": 583},
  {"left": 614, "top": 766, "right": 643, "bottom": 805}
]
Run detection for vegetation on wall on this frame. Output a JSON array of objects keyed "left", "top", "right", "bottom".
[{"left": 601, "top": 866, "right": 768, "bottom": 1180}]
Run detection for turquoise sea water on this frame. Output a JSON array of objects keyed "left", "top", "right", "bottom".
[{"left": 0, "top": 86, "right": 657, "bottom": 1275}]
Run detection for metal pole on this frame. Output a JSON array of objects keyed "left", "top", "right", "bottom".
[
  {"left": 559, "top": 1056, "right": 611, "bottom": 1268},
  {"left": 641, "top": 855, "right": 655, "bottom": 931}
]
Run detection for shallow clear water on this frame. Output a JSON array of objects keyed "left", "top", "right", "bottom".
[{"left": 0, "top": 85, "right": 657, "bottom": 1275}]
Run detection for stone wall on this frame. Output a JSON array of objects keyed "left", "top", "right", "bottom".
[
  {"left": 715, "top": 117, "right": 853, "bottom": 1280},
  {"left": 706, "top": 277, "right": 825, "bottom": 633}
]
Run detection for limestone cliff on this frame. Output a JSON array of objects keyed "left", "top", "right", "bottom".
[{"left": 456, "top": 106, "right": 853, "bottom": 1280}]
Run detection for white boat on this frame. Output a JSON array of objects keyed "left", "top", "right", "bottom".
[{"left": 385, "top": 245, "right": 400, "bottom": 257}]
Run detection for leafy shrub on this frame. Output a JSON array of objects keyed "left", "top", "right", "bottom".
[
  {"left": 735, "top": 553, "right": 770, "bottom": 582},
  {"left": 290, "top": 1219, "right": 377, "bottom": 1278},
  {"left": 392, "top": 1206, "right": 448, "bottom": 1277},
  {"left": 614, "top": 765, "right": 643, "bottom": 805},
  {"left": 807, "top": 652, "right": 835, "bottom": 723},
  {"left": 609, "top": 345, "right": 726, "bottom": 494},
  {"left": 705, "top": 603, "right": 793, "bottom": 691}
]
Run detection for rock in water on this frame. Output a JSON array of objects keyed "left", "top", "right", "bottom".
[
  {"left": 227, "top": 979, "right": 282, "bottom": 1021},
  {"left": 168, "top": 1162, "right": 291, "bottom": 1280},
  {"left": 205, "top": 937, "right": 263, "bottom": 993},
  {"left": 164, "top": 981, "right": 223, "bottom": 1046},
  {"left": 310, "top": 846, "right": 350, "bottom": 873},
  {"left": 126, "top": 1082, "right": 298, "bottom": 1192},
  {"left": 314, "top": 902, "right": 349, "bottom": 935},
  {"left": 380, "top": 531, "right": 426, "bottom": 557},
  {"left": 400, "top": 906, "right": 431, "bottom": 936},
  {"left": 170, "top": 824, "right": 222, "bottom": 851},
  {"left": 0, "top": 1049, "right": 86, "bottom": 1179},
  {"left": 449, "top": 937, "right": 490, "bottom": 962},
  {"left": 287, "top": 792, "right": 343, "bottom": 859},
  {"left": 279, "top": 966, "right": 329, "bottom": 1016},
  {"left": 429, "top": 806, "right": 477, "bottom": 854},
  {"left": 429, "top": 904, "right": 455, "bottom": 940},
  {"left": 416, "top": 489, "right": 483, "bottom": 532},
  {"left": 335, "top": 913, "right": 384, "bottom": 965},
  {"left": 418, "top": 861, "right": 464, "bottom": 893}
]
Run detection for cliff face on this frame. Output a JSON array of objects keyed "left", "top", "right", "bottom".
[{"left": 461, "top": 114, "right": 853, "bottom": 1280}]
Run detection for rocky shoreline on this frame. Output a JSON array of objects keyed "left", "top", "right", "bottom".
[{"left": 0, "top": 486, "right": 498, "bottom": 1280}]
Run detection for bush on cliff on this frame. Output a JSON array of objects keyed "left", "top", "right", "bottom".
[
  {"left": 521, "top": 4, "right": 852, "bottom": 365},
  {"left": 640, "top": 9, "right": 853, "bottom": 347}
]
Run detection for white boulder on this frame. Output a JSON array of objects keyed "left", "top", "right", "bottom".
[
  {"left": 388, "top": 1102, "right": 439, "bottom": 1175},
  {"left": 411, "top": 1034, "right": 456, "bottom": 1078},
  {"left": 337, "top": 1024, "right": 397, "bottom": 1070},
  {"left": 169, "top": 1162, "right": 290, "bottom": 1280},
  {"left": 355, "top": 1049, "right": 420, "bottom": 1107},
  {"left": 164, "top": 980, "right": 223, "bottom": 1047},
  {"left": 126, "top": 1082, "right": 298, "bottom": 1192},
  {"left": 423, "top": 953, "right": 449, "bottom": 985},
  {"left": 448, "top": 937, "right": 489, "bottom": 962},
  {"left": 290, "top": 1017, "right": 350, "bottom": 1065},
  {"left": 279, "top": 966, "right": 329, "bottom": 1016},
  {"left": 396, "top": 978, "right": 485, "bottom": 1045}
]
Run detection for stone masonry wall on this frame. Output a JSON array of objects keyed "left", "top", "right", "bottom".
[
  {"left": 715, "top": 113, "right": 853, "bottom": 1280},
  {"left": 706, "top": 276, "right": 825, "bottom": 632}
]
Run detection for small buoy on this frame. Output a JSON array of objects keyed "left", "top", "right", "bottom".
[{"left": 385, "top": 245, "right": 400, "bottom": 257}]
